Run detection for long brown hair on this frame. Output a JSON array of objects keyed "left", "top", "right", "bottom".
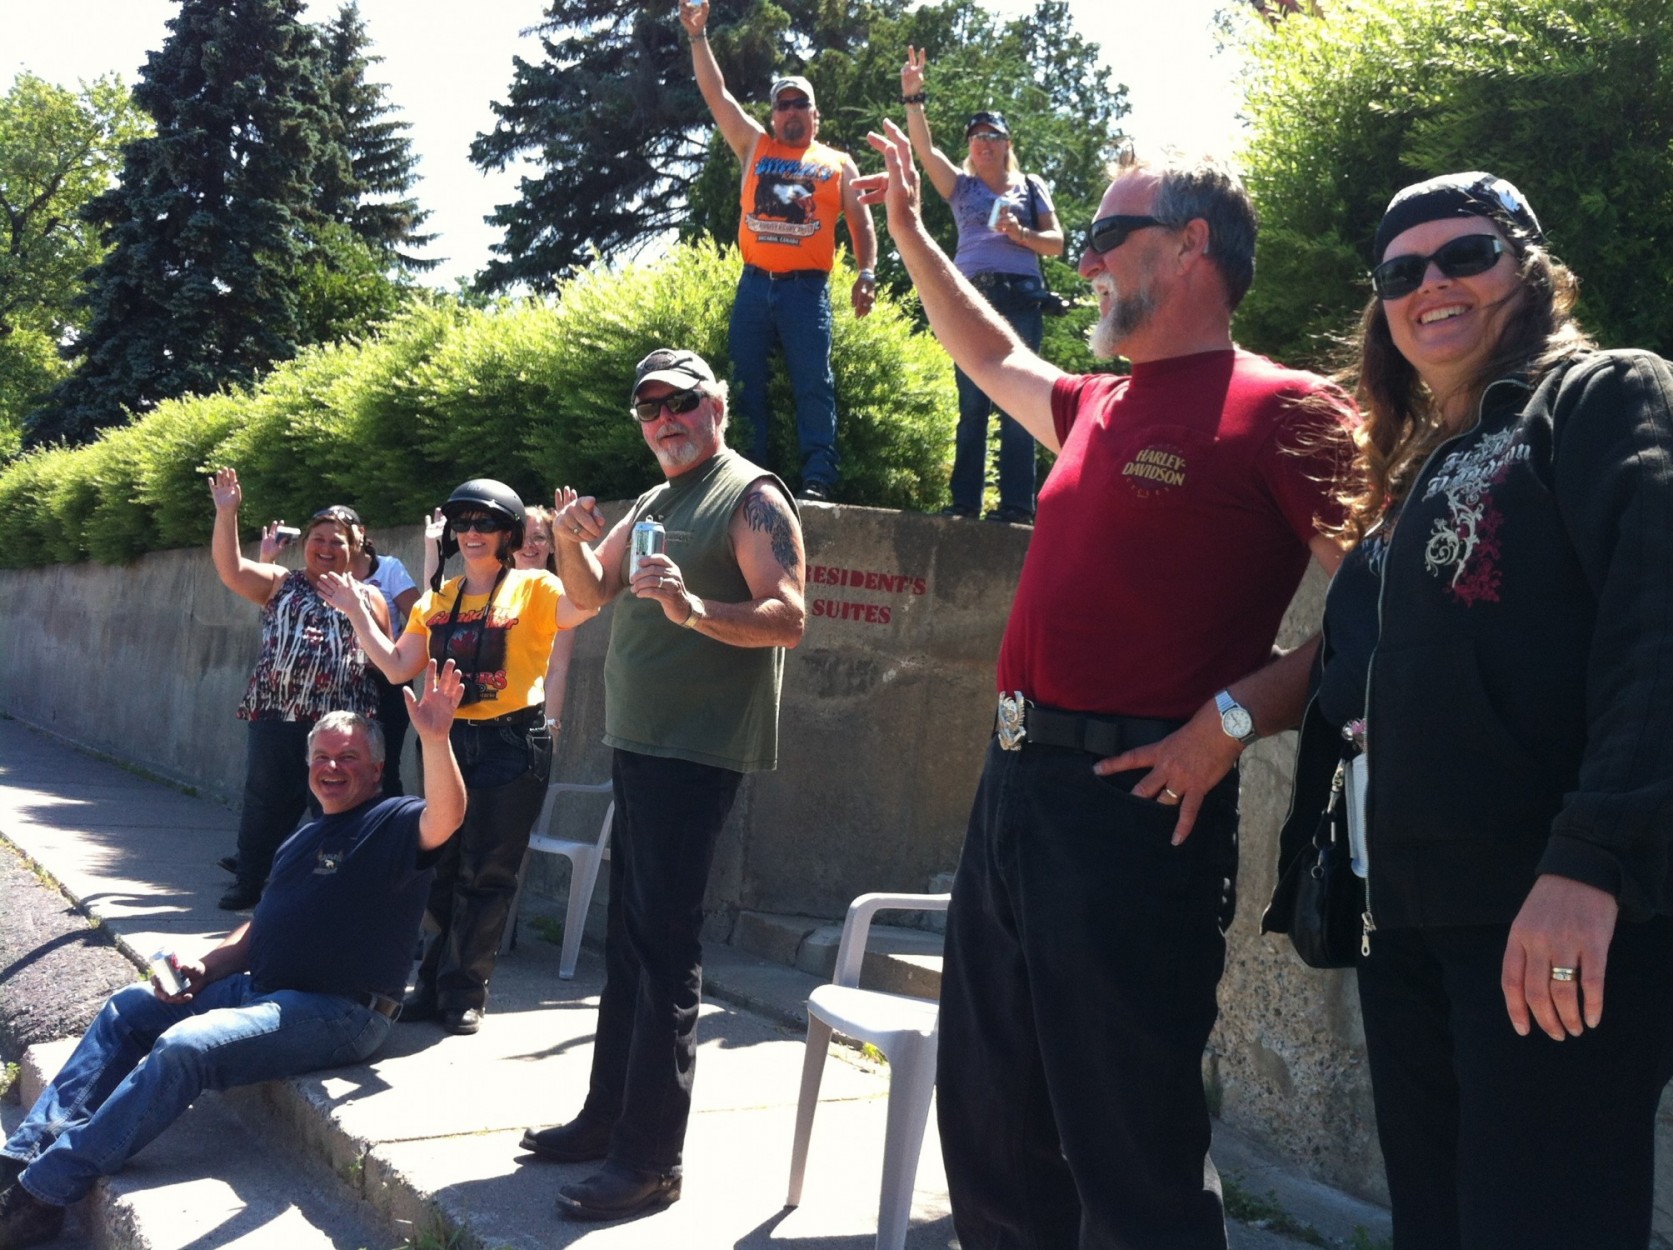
[{"left": 1332, "top": 243, "right": 1592, "bottom": 545}]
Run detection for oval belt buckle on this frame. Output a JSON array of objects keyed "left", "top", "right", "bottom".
[{"left": 996, "top": 691, "right": 1028, "bottom": 751}]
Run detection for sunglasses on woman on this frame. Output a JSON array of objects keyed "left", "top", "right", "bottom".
[
  {"left": 453, "top": 514, "right": 508, "bottom": 534},
  {"left": 1087, "top": 215, "right": 1164, "bottom": 255},
  {"left": 1371, "top": 234, "right": 1506, "bottom": 301},
  {"left": 631, "top": 387, "right": 704, "bottom": 423}
]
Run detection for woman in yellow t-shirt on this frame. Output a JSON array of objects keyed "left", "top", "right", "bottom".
[{"left": 323, "top": 479, "right": 594, "bottom": 1034}]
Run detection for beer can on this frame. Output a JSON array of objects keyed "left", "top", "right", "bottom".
[
  {"left": 629, "top": 520, "right": 665, "bottom": 583},
  {"left": 149, "top": 948, "right": 185, "bottom": 997}
]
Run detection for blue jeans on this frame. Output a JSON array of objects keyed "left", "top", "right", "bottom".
[
  {"left": 729, "top": 265, "right": 838, "bottom": 488},
  {"left": 950, "top": 277, "right": 1045, "bottom": 516},
  {"left": 2, "top": 977, "right": 388, "bottom": 1205},
  {"left": 937, "top": 735, "right": 1239, "bottom": 1249}
]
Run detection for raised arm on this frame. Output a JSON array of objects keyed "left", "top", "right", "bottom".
[
  {"left": 317, "top": 572, "right": 428, "bottom": 683},
  {"left": 208, "top": 468, "right": 287, "bottom": 607},
  {"left": 899, "top": 47, "right": 958, "bottom": 200},
  {"left": 679, "top": 0, "right": 764, "bottom": 165},
  {"left": 553, "top": 486, "right": 631, "bottom": 612},
  {"left": 858, "top": 120, "right": 1064, "bottom": 449},
  {"left": 630, "top": 478, "right": 805, "bottom": 647},
  {"left": 405, "top": 659, "right": 466, "bottom": 849},
  {"left": 420, "top": 507, "right": 444, "bottom": 589}
]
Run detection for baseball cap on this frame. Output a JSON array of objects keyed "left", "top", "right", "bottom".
[
  {"left": 770, "top": 75, "right": 816, "bottom": 107},
  {"left": 965, "top": 111, "right": 1010, "bottom": 139},
  {"left": 632, "top": 348, "right": 717, "bottom": 398}
]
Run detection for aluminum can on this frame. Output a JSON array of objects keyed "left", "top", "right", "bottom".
[
  {"left": 149, "top": 948, "right": 185, "bottom": 997},
  {"left": 629, "top": 520, "right": 665, "bottom": 583}
]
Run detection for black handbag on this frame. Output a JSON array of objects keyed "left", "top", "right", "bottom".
[{"left": 1279, "top": 760, "right": 1364, "bottom": 969}]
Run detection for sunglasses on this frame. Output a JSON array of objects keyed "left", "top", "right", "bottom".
[
  {"left": 773, "top": 98, "right": 812, "bottom": 112},
  {"left": 1088, "top": 215, "right": 1164, "bottom": 255},
  {"left": 1372, "top": 234, "right": 1506, "bottom": 301},
  {"left": 631, "top": 387, "right": 704, "bottom": 423},
  {"left": 453, "top": 514, "right": 507, "bottom": 534}
]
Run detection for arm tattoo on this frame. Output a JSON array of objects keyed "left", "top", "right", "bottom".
[{"left": 742, "top": 487, "right": 801, "bottom": 577}]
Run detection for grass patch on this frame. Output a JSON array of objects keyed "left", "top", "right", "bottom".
[
  {"left": 0, "top": 1061, "right": 19, "bottom": 1099},
  {"left": 1222, "top": 1174, "right": 1329, "bottom": 1247},
  {"left": 527, "top": 915, "right": 564, "bottom": 946}
]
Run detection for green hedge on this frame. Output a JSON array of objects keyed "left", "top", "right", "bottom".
[{"left": 0, "top": 241, "right": 957, "bottom": 568}]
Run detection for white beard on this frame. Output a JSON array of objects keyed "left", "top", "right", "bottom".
[{"left": 1087, "top": 272, "right": 1157, "bottom": 359}]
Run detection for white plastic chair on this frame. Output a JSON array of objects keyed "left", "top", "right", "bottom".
[
  {"left": 500, "top": 779, "right": 614, "bottom": 979},
  {"left": 786, "top": 891, "right": 951, "bottom": 1250}
]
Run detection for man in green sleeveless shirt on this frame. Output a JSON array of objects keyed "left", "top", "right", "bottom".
[{"left": 528, "top": 348, "right": 806, "bottom": 1221}]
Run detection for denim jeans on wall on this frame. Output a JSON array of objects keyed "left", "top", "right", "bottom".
[
  {"left": 729, "top": 265, "right": 838, "bottom": 489},
  {"left": 950, "top": 277, "right": 1045, "bottom": 516},
  {"left": 3, "top": 977, "right": 387, "bottom": 1205}
]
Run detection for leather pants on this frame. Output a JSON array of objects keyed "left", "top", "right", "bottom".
[{"left": 417, "top": 711, "right": 551, "bottom": 1011}]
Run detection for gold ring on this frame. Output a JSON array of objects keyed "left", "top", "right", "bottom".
[
  {"left": 1550, "top": 966, "right": 1578, "bottom": 982},
  {"left": 1162, "top": 787, "right": 1182, "bottom": 801}
]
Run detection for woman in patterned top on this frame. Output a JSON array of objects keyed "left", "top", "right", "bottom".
[{"left": 209, "top": 468, "right": 389, "bottom": 912}]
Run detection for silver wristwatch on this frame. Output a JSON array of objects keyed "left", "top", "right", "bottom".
[{"left": 1215, "top": 690, "right": 1257, "bottom": 745}]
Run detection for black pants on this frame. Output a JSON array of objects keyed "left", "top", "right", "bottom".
[
  {"left": 578, "top": 749, "right": 742, "bottom": 1174},
  {"left": 233, "top": 719, "right": 319, "bottom": 888},
  {"left": 375, "top": 676, "right": 409, "bottom": 798},
  {"left": 415, "top": 710, "right": 550, "bottom": 1011},
  {"left": 1357, "top": 918, "right": 1673, "bottom": 1250},
  {"left": 938, "top": 738, "right": 1239, "bottom": 1250}
]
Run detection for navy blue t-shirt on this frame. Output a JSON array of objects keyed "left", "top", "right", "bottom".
[{"left": 247, "top": 796, "right": 436, "bottom": 1000}]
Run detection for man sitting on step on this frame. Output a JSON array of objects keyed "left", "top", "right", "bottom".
[{"left": 0, "top": 662, "right": 466, "bottom": 1250}]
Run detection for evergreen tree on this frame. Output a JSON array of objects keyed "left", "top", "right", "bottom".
[
  {"left": 27, "top": 0, "right": 354, "bottom": 446},
  {"left": 318, "top": 1, "right": 437, "bottom": 271},
  {"left": 469, "top": 0, "right": 1123, "bottom": 293}
]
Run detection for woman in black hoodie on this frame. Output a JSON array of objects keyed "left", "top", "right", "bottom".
[{"left": 1269, "top": 173, "right": 1673, "bottom": 1249}]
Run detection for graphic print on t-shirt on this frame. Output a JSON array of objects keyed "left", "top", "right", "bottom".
[
  {"left": 426, "top": 607, "right": 517, "bottom": 706},
  {"left": 745, "top": 155, "right": 833, "bottom": 248},
  {"left": 1120, "top": 438, "right": 1190, "bottom": 499}
]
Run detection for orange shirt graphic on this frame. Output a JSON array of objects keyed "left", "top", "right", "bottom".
[{"left": 737, "top": 138, "right": 845, "bottom": 272}]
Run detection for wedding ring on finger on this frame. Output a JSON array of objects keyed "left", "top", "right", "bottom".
[
  {"left": 1161, "top": 787, "right": 1182, "bottom": 802},
  {"left": 1550, "top": 966, "right": 1578, "bottom": 982}
]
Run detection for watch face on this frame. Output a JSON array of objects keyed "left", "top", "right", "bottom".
[{"left": 1222, "top": 706, "right": 1254, "bottom": 741}]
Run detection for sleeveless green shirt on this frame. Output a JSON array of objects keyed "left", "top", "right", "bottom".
[{"left": 602, "top": 448, "right": 793, "bottom": 772}]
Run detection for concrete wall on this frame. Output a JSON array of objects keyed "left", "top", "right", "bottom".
[{"left": 6, "top": 503, "right": 1671, "bottom": 1219}]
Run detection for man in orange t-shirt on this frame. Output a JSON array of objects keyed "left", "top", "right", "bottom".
[{"left": 680, "top": 0, "right": 877, "bottom": 504}]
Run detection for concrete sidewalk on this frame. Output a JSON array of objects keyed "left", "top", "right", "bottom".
[{"left": 0, "top": 715, "right": 1391, "bottom": 1250}]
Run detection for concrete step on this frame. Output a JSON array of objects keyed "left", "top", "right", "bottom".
[
  {"left": 732, "top": 908, "right": 945, "bottom": 1000},
  {"left": 17, "top": 1040, "right": 392, "bottom": 1250}
]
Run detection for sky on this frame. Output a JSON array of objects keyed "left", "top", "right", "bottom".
[{"left": 4, "top": 0, "right": 1249, "bottom": 287}]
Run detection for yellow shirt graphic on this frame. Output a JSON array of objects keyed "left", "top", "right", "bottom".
[{"left": 403, "top": 569, "right": 564, "bottom": 719}]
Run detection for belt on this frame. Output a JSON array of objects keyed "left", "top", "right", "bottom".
[
  {"left": 969, "top": 271, "right": 1039, "bottom": 291},
  {"left": 743, "top": 264, "right": 829, "bottom": 282},
  {"left": 456, "top": 705, "right": 542, "bottom": 730},
  {"left": 994, "top": 692, "right": 1181, "bottom": 755},
  {"left": 358, "top": 991, "right": 402, "bottom": 1020}
]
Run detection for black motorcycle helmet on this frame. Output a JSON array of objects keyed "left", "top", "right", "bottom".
[{"left": 433, "top": 478, "right": 526, "bottom": 588}]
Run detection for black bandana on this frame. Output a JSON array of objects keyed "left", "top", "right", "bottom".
[{"left": 1373, "top": 171, "right": 1544, "bottom": 263}]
